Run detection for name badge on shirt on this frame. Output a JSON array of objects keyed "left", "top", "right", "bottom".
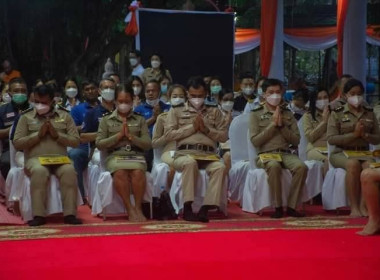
[
  {"left": 55, "top": 118, "right": 65, "bottom": 123},
  {"left": 260, "top": 114, "right": 270, "bottom": 120},
  {"left": 6, "top": 112, "right": 15, "bottom": 118},
  {"left": 342, "top": 115, "right": 350, "bottom": 122}
]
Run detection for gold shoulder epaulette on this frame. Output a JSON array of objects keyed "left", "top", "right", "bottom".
[
  {"left": 57, "top": 105, "right": 70, "bottom": 112},
  {"left": 102, "top": 111, "right": 112, "bottom": 117},
  {"left": 21, "top": 107, "right": 33, "bottom": 114},
  {"left": 133, "top": 111, "right": 142, "bottom": 116},
  {"left": 334, "top": 106, "right": 344, "bottom": 112},
  {"left": 252, "top": 105, "right": 263, "bottom": 112}
]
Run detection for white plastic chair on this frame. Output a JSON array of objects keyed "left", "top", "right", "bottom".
[
  {"left": 228, "top": 114, "right": 250, "bottom": 202},
  {"left": 84, "top": 148, "right": 102, "bottom": 206},
  {"left": 0, "top": 141, "right": 5, "bottom": 197},
  {"left": 6, "top": 139, "right": 83, "bottom": 222},
  {"left": 169, "top": 157, "right": 228, "bottom": 216},
  {"left": 91, "top": 150, "right": 153, "bottom": 219},
  {"left": 321, "top": 144, "right": 348, "bottom": 210},
  {"left": 298, "top": 117, "right": 324, "bottom": 202},
  {"left": 151, "top": 147, "right": 170, "bottom": 197},
  {"left": 242, "top": 132, "right": 292, "bottom": 213}
]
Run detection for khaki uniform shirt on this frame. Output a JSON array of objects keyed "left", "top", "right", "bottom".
[
  {"left": 373, "top": 102, "right": 380, "bottom": 125},
  {"left": 327, "top": 103, "right": 380, "bottom": 150},
  {"left": 165, "top": 102, "right": 228, "bottom": 150},
  {"left": 303, "top": 112, "right": 327, "bottom": 152},
  {"left": 249, "top": 104, "right": 300, "bottom": 154},
  {"left": 96, "top": 110, "right": 151, "bottom": 154},
  {"left": 13, "top": 107, "right": 79, "bottom": 161},
  {"left": 152, "top": 112, "right": 176, "bottom": 153},
  {"left": 141, "top": 68, "right": 172, "bottom": 84}
]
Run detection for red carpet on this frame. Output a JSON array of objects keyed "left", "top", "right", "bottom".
[{"left": 1, "top": 229, "right": 380, "bottom": 280}]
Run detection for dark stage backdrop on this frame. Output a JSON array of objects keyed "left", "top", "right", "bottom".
[{"left": 137, "top": 8, "right": 234, "bottom": 89}]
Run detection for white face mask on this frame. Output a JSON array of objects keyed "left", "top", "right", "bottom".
[
  {"left": 189, "top": 98, "right": 204, "bottom": 110},
  {"left": 133, "top": 86, "right": 142, "bottom": 96},
  {"left": 35, "top": 103, "right": 51, "bottom": 115},
  {"left": 101, "top": 88, "right": 115, "bottom": 101},
  {"left": 65, "top": 88, "right": 78, "bottom": 98},
  {"left": 129, "top": 58, "right": 138, "bottom": 67},
  {"left": 221, "top": 101, "right": 234, "bottom": 112},
  {"left": 117, "top": 103, "right": 132, "bottom": 114},
  {"left": 257, "top": 88, "right": 263, "bottom": 96},
  {"left": 146, "top": 98, "right": 159, "bottom": 107},
  {"left": 2, "top": 93, "right": 11, "bottom": 103},
  {"left": 315, "top": 99, "right": 329, "bottom": 110},
  {"left": 290, "top": 103, "right": 304, "bottom": 114},
  {"left": 347, "top": 95, "right": 363, "bottom": 108},
  {"left": 242, "top": 87, "right": 254, "bottom": 96},
  {"left": 266, "top": 93, "right": 282, "bottom": 106},
  {"left": 151, "top": 60, "right": 160, "bottom": 69},
  {"left": 171, "top": 97, "right": 185, "bottom": 106}
]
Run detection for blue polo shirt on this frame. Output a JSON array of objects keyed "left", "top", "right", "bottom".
[
  {"left": 70, "top": 102, "right": 98, "bottom": 127},
  {"left": 71, "top": 102, "right": 98, "bottom": 153},
  {"left": 82, "top": 105, "right": 112, "bottom": 133},
  {"left": 0, "top": 102, "right": 29, "bottom": 151},
  {"left": 134, "top": 101, "right": 171, "bottom": 136}
]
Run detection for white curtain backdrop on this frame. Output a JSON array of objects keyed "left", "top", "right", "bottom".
[{"left": 283, "top": 34, "right": 337, "bottom": 51}]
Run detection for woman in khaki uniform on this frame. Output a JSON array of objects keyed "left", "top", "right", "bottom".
[
  {"left": 142, "top": 53, "right": 172, "bottom": 85},
  {"left": 96, "top": 84, "right": 152, "bottom": 222},
  {"left": 303, "top": 89, "right": 330, "bottom": 175},
  {"left": 152, "top": 84, "right": 186, "bottom": 189},
  {"left": 327, "top": 79, "right": 380, "bottom": 217}
]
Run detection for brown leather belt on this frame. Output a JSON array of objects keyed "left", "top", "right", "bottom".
[
  {"left": 339, "top": 146, "right": 369, "bottom": 151},
  {"left": 259, "top": 148, "right": 293, "bottom": 154},
  {"left": 178, "top": 144, "right": 215, "bottom": 153},
  {"left": 109, "top": 145, "right": 144, "bottom": 153}
]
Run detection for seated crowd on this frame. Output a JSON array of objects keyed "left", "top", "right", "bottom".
[{"left": 1, "top": 56, "right": 380, "bottom": 236}]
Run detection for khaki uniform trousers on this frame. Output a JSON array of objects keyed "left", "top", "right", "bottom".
[
  {"left": 307, "top": 148, "right": 328, "bottom": 162},
  {"left": 173, "top": 153, "right": 225, "bottom": 206},
  {"left": 161, "top": 151, "right": 175, "bottom": 167},
  {"left": 25, "top": 157, "right": 78, "bottom": 217},
  {"left": 257, "top": 153, "right": 308, "bottom": 209}
]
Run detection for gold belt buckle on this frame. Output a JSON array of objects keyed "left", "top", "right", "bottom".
[{"left": 125, "top": 144, "right": 131, "bottom": 152}]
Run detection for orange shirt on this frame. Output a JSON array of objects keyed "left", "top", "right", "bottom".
[{"left": 1, "top": 70, "right": 21, "bottom": 84}]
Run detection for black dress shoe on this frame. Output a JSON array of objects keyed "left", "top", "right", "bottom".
[
  {"left": 28, "top": 216, "right": 46, "bottom": 227},
  {"left": 183, "top": 211, "right": 199, "bottom": 221},
  {"left": 197, "top": 206, "right": 210, "bottom": 223},
  {"left": 64, "top": 215, "right": 82, "bottom": 225},
  {"left": 286, "top": 207, "right": 305, "bottom": 218},
  {"left": 271, "top": 207, "right": 284, "bottom": 219}
]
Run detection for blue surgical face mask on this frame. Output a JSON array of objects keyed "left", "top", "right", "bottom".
[
  {"left": 210, "top": 85, "right": 222, "bottom": 95},
  {"left": 161, "top": 84, "right": 168, "bottom": 94}
]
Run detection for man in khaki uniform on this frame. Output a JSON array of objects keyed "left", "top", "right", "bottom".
[
  {"left": 165, "top": 76, "right": 228, "bottom": 222},
  {"left": 250, "top": 78, "right": 307, "bottom": 218},
  {"left": 13, "top": 85, "right": 81, "bottom": 226}
]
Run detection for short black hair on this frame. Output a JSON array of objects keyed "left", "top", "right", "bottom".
[
  {"left": 9, "top": 77, "right": 26, "bottom": 89},
  {"left": 262, "top": 78, "right": 284, "bottom": 92},
  {"left": 146, "top": 79, "right": 160, "bottom": 88},
  {"left": 129, "top": 50, "right": 142, "bottom": 58},
  {"left": 81, "top": 79, "right": 98, "bottom": 90},
  {"left": 343, "top": 78, "right": 364, "bottom": 94},
  {"left": 292, "top": 89, "right": 309, "bottom": 103},
  {"left": 239, "top": 72, "right": 255, "bottom": 81},
  {"left": 115, "top": 84, "right": 134, "bottom": 100},
  {"left": 35, "top": 85, "right": 54, "bottom": 100},
  {"left": 187, "top": 76, "right": 206, "bottom": 90}
]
